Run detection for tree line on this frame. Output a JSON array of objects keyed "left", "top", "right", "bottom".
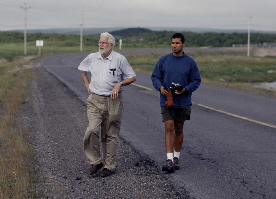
[
  {"left": 118, "top": 30, "right": 276, "bottom": 47},
  {"left": 1, "top": 29, "right": 276, "bottom": 48}
]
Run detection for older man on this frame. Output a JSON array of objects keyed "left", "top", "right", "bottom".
[{"left": 78, "top": 32, "right": 136, "bottom": 177}]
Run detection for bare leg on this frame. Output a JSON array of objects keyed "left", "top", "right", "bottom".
[
  {"left": 174, "top": 122, "right": 184, "bottom": 152},
  {"left": 163, "top": 120, "right": 177, "bottom": 172},
  {"left": 164, "top": 120, "right": 175, "bottom": 153}
]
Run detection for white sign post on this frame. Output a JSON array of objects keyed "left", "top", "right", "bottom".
[
  {"left": 119, "top": 39, "right": 122, "bottom": 50},
  {"left": 36, "top": 40, "right": 44, "bottom": 56}
]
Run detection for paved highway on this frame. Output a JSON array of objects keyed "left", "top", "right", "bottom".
[{"left": 40, "top": 49, "right": 276, "bottom": 199}]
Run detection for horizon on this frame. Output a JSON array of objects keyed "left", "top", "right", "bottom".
[{"left": 2, "top": 26, "right": 276, "bottom": 35}]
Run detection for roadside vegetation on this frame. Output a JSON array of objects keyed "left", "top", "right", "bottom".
[
  {"left": 1, "top": 29, "right": 276, "bottom": 60},
  {"left": 125, "top": 50, "right": 276, "bottom": 96},
  {"left": 0, "top": 56, "right": 35, "bottom": 198},
  {"left": 0, "top": 29, "right": 275, "bottom": 198}
]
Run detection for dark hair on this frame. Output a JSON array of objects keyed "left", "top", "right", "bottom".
[{"left": 171, "top": 33, "right": 185, "bottom": 43}]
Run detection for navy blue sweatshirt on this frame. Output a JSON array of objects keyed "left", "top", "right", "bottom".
[{"left": 151, "top": 53, "right": 201, "bottom": 108}]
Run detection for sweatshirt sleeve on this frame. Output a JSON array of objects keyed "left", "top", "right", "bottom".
[
  {"left": 184, "top": 60, "right": 201, "bottom": 93},
  {"left": 151, "top": 59, "right": 163, "bottom": 91}
]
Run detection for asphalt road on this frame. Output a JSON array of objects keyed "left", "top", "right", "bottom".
[{"left": 40, "top": 49, "right": 276, "bottom": 199}]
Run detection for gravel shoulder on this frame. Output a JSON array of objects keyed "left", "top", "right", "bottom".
[{"left": 18, "top": 62, "right": 190, "bottom": 198}]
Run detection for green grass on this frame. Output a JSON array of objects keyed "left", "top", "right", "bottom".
[
  {"left": 195, "top": 56, "right": 276, "bottom": 83},
  {"left": 125, "top": 51, "right": 276, "bottom": 83},
  {"left": 0, "top": 57, "right": 35, "bottom": 198},
  {"left": 0, "top": 42, "right": 99, "bottom": 61},
  {"left": 125, "top": 51, "right": 276, "bottom": 96},
  {"left": 125, "top": 52, "right": 167, "bottom": 73}
]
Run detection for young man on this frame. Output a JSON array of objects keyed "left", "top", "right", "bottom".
[
  {"left": 78, "top": 32, "right": 136, "bottom": 177},
  {"left": 151, "top": 33, "right": 201, "bottom": 173}
]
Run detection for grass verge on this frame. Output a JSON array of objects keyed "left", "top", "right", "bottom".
[
  {"left": 125, "top": 50, "right": 276, "bottom": 97},
  {"left": 0, "top": 57, "right": 34, "bottom": 198}
]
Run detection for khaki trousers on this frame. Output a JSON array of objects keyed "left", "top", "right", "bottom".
[{"left": 84, "top": 93, "right": 123, "bottom": 170}]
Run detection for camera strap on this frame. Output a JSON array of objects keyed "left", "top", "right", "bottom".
[{"left": 165, "top": 90, "right": 174, "bottom": 108}]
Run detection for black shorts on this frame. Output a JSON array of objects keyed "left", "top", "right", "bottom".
[{"left": 161, "top": 106, "right": 191, "bottom": 123}]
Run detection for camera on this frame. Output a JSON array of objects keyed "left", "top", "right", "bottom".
[{"left": 170, "top": 82, "right": 183, "bottom": 92}]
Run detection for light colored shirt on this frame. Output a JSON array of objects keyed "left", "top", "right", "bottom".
[{"left": 78, "top": 51, "right": 136, "bottom": 96}]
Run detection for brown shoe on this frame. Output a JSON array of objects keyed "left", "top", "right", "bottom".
[
  {"left": 99, "top": 168, "right": 112, "bottom": 177},
  {"left": 162, "top": 159, "right": 175, "bottom": 173},
  {"left": 173, "top": 157, "right": 180, "bottom": 170},
  {"left": 89, "top": 163, "right": 103, "bottom": 175}
]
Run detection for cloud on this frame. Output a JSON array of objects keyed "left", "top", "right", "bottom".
[{"left": 0, "top": 0, "right": 275, "bottom": 31}]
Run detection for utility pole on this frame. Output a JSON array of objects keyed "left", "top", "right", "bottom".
[
  {"left": 20, "top": 3, "right": 31, "bottom": 55},
  {"left": 247, "top": 16, "right": 252, "bottom": 57},
  {"left": 80, "top": 2, "right": 83, "bottom": 52}
]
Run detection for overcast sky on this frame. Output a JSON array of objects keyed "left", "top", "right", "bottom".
[{"left": 1, "top": 0, "right": 276, "bottom": 32}]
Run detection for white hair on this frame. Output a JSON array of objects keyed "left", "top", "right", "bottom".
[{"left": 100, "top": 32, "right": 115, "bottom": 45}]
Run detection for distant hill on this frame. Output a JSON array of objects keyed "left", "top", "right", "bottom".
[
  {"left": 110, "top": 28, "right": 152, "bottom": 36},
  {"left": 7, "top": 27, "right": 124, "bottom": 35},
  {"left": 4, "top": 26, "right": 276, "bottom": 35}
]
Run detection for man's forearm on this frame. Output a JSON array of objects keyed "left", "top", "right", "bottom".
[
  {"left": 120, "top": 77, "right": 136, "bottom": 86},
  {"left": 80, "top": 72, "right": 91, "bottom": 93},
  {"left": 80, "top": 72, "right": 90, "bottom": 85}
]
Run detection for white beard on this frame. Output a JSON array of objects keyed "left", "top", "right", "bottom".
[{"left": 99, "top": 47, "right": 110, "bottom": 55}]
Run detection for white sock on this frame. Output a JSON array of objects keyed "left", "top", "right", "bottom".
[
  {"left": 167, "top": 153, "right": 174, "bottom": 161},
  {"left": 174, "top": 151, "right": 180, "bottom": 159}
]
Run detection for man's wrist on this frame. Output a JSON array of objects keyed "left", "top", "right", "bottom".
[
  {"left": 159, "top": 86, "right": 163, "bottom": 91},
  {"left": 117, "top": 82, "right": 123, "bottom": 87}
]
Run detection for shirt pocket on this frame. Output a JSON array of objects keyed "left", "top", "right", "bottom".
[{"left": 104, "top": 67, "right": 122, "bottom": 83}]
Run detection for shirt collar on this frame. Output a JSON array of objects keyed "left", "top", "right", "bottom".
[
  {"left": 171, "top": 52, "right": 185, "bottom": 58},
  {"left": 97, "top": 50, "right": 114, "bottom": 60}
]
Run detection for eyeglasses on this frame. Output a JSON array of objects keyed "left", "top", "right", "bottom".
[{"left": 98, "top": 41, "right": 109, "bottom": 45}]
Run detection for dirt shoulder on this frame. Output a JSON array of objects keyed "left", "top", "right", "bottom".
[{"left": 18, "top": 62, "right": 190, "bottom": 198}]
